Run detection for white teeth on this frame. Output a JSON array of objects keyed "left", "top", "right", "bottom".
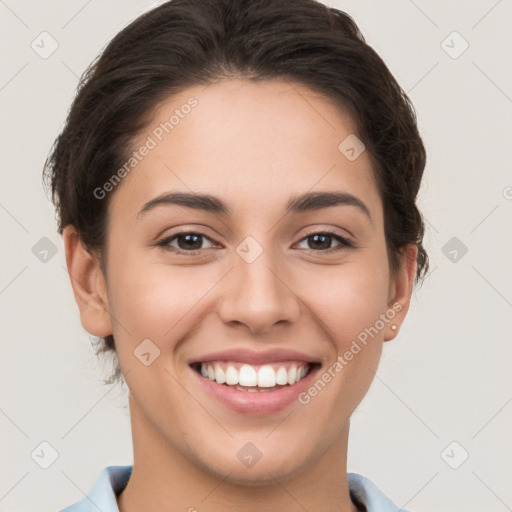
[
  {"left": 235, "top": 385, "right": 274, "bottom": 393},
  {"left": 239, "top": 364, "right": 257, "bottom": 386},
  {"left": 287, "top": 365, "right": 297, "bottom": 385},
  {"left": 257, "top": 365, "right": 276, "bottom": 387},
  {"left": 236, "top": 386, "right": 258, "bottom": 392},
  {"left": 225, "top": 366, "right": 238, "bottom": 385},
  {"left": 199, "top": 362, "right": 311, "bottom": 388},
  {"left": 276, "top": 366, "right": 288, "bottom": 385},
  {"left": 214, "top": 363, "right": 226, "bottom": 384}
]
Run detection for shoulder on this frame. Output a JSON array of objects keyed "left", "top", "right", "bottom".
[
  {"left": 57, "top": 465, "right": 132, "bottom": 512},
  {"left": 348, "top": 473, "right": 415, "bottom": 512}
]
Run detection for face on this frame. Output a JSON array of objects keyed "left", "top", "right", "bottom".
[{"left": 68, "top": 78, "right": 415, "bottom": 484}]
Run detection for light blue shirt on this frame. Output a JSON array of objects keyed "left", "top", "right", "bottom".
[{"left": 58, "top": 465, "right": 414, "bottom": 512}]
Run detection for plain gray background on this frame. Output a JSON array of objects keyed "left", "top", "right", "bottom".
[{"left": 1, "top": 1, "right": 511, "bottom": 511}]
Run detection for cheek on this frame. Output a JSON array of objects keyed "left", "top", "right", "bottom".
[
  {"left": 106, "top": 250, "right": 219, "bottom": 346},
  {"left": 304, "top": 256, "right": 391, "bottom": 343}
]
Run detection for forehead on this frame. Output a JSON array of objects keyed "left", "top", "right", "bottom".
[{"left": 109, "top": 78, "right": 382, "bottom": 223}]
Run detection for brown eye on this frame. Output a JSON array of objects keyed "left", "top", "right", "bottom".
[
  {"left": 296, "top": 231, "right": 353, "bottom": 252},
  {"left": 158, "top": 231, "right": 216, "bottom": 254}
]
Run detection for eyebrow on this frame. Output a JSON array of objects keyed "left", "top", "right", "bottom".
[{"left": 137, "top": 191, "right": 372, "bottom": 222}]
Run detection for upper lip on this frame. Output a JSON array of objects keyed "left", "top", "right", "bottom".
[{"left": 189, "top": 348, "right": 321, "bottom": 366}]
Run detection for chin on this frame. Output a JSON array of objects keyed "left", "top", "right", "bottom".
[{"left": 193, "top": 441, "right": 313, "bottom": 487}]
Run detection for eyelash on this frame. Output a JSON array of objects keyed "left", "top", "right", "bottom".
[{"left": 156, "top": 228, "right": 355, "bottom": 256}]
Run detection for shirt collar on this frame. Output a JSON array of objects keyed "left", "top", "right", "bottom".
[{"left": 60, "top": 465, "right": 411, "bottom": 512}]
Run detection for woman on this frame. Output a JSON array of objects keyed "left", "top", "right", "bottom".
[{"left": 45, "top": 0, "right": 428, "bottom": 510}]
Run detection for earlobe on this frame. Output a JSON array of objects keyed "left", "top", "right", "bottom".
[
  {"left": 63, "top": 226, "right": 113, "bottom": 337},
  {"left": 384, "top": 244, "right": 418, "bottom": 342}
]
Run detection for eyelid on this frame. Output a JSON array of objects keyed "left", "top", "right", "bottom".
[
  {"left": 156, "top": 229, "right": 217, "bottom": 254},
  {"left": 300, "top": 225, "right": 353, "bottom": 241},
  {"left": 297, "top": 227, "right": 355, "bottom": 250}
]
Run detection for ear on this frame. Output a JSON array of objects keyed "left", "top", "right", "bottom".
[
  {"left": 63, "top": 226, "right": 113, "bottom": 337},
  {"left": 384, "top": 244, "right": 418, "bottom": 342}
]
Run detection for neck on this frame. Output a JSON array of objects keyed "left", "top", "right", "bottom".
[{"left": 117, "top": 396, "right": 361, "bottom": 512}]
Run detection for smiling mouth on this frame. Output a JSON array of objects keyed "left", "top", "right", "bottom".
[{"left": 190, "top": 361, "right": 320, "bottom": 392}]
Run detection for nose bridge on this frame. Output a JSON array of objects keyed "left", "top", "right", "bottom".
[{"left": 217, "top": 238, "right": 301, "bottom": 333}]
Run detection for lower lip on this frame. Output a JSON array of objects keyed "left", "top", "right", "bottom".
[{"left": 190, "top": 364, "right": 321, "bottom": 415}]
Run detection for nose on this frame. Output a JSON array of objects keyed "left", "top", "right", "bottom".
[{"left": 217, "top": 246, "right": 301, "bottom": 335}]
